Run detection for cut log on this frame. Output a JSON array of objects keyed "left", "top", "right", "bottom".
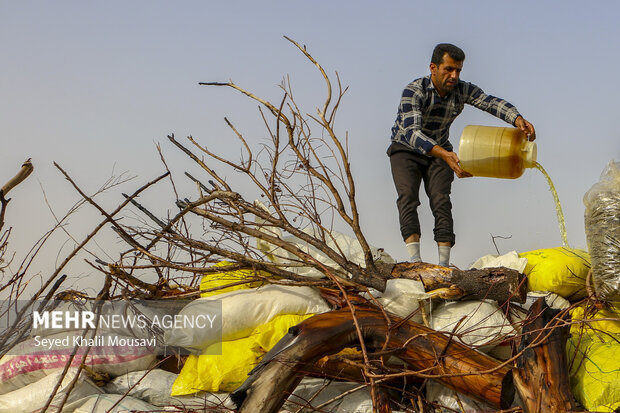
[
  {"left": 390, "top": 262, "right": 527, "bottom": 303},
  {"left": 513, "top": 298, "right": 577, "bottom": 413},
  {"left": 231, "top": 305, "right": 514, "bottom": 413}
]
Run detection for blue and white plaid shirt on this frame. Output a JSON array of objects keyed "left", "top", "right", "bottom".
[{"left": 390, "top": 75, "right": 521, "bottom": 155}]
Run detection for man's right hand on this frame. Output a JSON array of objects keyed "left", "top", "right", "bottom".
[
  {"left": 514, "top": 115, "right": 536, "bottom": 141},
  {"left": 430, "top": 145, "right": 472, "bottom": 178}
]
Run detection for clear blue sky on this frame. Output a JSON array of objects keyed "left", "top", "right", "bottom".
[{"left": 2, "top": 1, "right": 619, "bottom": 285}]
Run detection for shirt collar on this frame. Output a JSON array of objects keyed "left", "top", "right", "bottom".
[
  {"left": 427, "top": 74, "right": 461, "bottom": 99},
  {"left": 425, "top": 75, "right": 436, "bottom": 91}
]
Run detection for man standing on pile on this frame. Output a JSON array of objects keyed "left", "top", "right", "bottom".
[{"left": 388, "top": 43, "right": 536, "bottom": 266}]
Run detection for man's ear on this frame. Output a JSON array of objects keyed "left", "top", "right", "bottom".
[{"left": 430, "top": 62, "right": 437, "bottom": 75}]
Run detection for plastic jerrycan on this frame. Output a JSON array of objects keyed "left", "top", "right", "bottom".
[{"left": 458, "top": 125, "right": 537, "bottom": 179}]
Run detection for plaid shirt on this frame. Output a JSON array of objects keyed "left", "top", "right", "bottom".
[{"left": 390, "top": 75, "right": 521, "bottom": 155}]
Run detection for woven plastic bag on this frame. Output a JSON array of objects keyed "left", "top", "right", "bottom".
[
  {"left": 584, "top": 160, "right": 620, "bottom": 303},
  {"left": 165, "top": 285, "right": 329, "bottom": 353},
  {"left": 570, "top": 304, "right": 620, "bottom": 337},
  {"left": 199, "top": 260, "right": 266, "bottom": 297},
  {"left": 0, "top": 369, "right": 101, "bottom": 413},
  {"left": 519, "top": 247, "right": 590, "bottom": 300},
  {"left": 72, "top": 394, "right": 157, "bottom": 413},
  {"left": 171, "top": 313, "right": 312, "bottom": 395},
  {"left": 567, "top": 334, "right": 620, "bottom": 412}
]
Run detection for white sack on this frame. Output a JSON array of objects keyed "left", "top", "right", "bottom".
[
  {"left": 282, "top": 377, "right": 372, "bottom": 413},
  {"left": 469, "top": 250, "right": 527, "bottom": 273},
  {"left": 104, "top": 369, "right": 234, "bottom": 411},
  {"left": 430, "top": 300, "right": 516, "bottom": 351},
  {"left": 255, "top": 200, "right": 395, "bottom": 279},
  {"left": 165, "top": 284, "right": 330, "bottom": 352},
  {"left": 426, "top": 380, "right": 493, "bottom": 413},
  {"left": 508, "top": 291, "right": 570, "bottom": 336},
  {"left": 72, "top": 394, "right": 157, "bottom": 413},
  {"left": 524, "top": 290, "right": 570, "bottom": 311},
  {"left": 0, "top": 331, "right": 155, "bottom": 395},
  {"left": 0, "top": 369, "right": 101, "bottom": 413},
  {"left": 371, "top": 279, "right": 429, "bottom": 323}
]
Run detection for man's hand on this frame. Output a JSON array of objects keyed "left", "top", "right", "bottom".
[
  {"left": 430, "top": 146, "right": 472, "bottom": 178},
  {"left": 515, "top": 115, "right": 536, "bottom": 141}
]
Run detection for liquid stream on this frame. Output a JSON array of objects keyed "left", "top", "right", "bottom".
[{"left": 534, "top": 162, "right": 569, "bottom": 248}]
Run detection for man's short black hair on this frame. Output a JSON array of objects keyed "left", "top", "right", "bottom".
[{"left": 431, "top": 43, "right": 465, "bottom": 65}]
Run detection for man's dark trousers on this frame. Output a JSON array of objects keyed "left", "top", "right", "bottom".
[{"left": 389, "top": 148, "right": 456, "bottom": 246}]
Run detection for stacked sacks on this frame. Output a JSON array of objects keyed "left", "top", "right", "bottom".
[
  {"left": 0, "top": 298, "right": 186, "bottom": 394},
  {"left": 565, "top": 160, "right": 620, "bottom": 412},
  {"left": 425, "top": 250, "right": 585, "bottom": 411},
  {"left": 482, "top": 247, "right": 618, "bottom": 412},
  {"left": 0, "top": 299, "right": 169, "bottom": 412},
  {"left": 423, "top": 252, "right": 522, "bottom": 411},
  {"left": 0, "top": 261, "right": 332, "bottom": 411},
  {"left": 515, "top": 246, "right": 620, "bottom": 411},
  {"left": 166, "top": 274, "right": 331, "bottom": 394}
]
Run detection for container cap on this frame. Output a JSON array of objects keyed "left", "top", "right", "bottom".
[{"left": 523, "top": 141, "right": 537, "bottom": 168}]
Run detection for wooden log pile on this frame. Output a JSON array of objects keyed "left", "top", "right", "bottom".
[{"left": 228, "top": 263, "right": 583, "bottom": 413}]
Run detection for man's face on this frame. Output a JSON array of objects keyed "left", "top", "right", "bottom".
[{"left": 430, "top": 53, "right": 463, "bottom": 96}]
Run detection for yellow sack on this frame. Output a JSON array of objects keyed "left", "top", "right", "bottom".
[
  {"left": 200, "top": 260, "right": 266, "bottom": 297},
  {"left": 567, "top": 335, "right": 620, "bottom": 412},
  {"left": 171, "top": 336, "right": 259, "bottom": 395},
  {"left": 570, "top": 305, "right": 620, "bottom": 337},
  {"left": 171, "top": 313, "right": 312, "bottom": 395},
  {"left": 519, "top": 247, "right": 590, "bottom": 300}
]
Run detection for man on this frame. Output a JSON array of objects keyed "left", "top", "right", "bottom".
[{"left": 388, "top": 43, "right": 536, "bottom": 266}]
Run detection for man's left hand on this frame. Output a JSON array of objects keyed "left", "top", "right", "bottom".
[{"left": 515, "top": 116, "right": 536, "bottom": 141}]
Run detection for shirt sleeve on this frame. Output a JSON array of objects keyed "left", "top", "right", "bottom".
[
  {"left": 399, "top": 85, "right": 437, "bottom": 154},
  {"left": 464, "top": 82, "right": 521, "bottom": 125}
]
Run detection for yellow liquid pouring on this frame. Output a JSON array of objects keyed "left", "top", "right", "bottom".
[{"left": 534, "top": 162, "right": 569, "bottom": 247}]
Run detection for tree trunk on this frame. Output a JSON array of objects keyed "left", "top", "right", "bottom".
[
  {"left": 231, "top": 305, "right": 514, "bottom": 413},
  {"left": 389, "top": 262, "right": 527, "bottom": 303},
  {"left": 512, "top": 298, "right": 577, "bottom": 413}
]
